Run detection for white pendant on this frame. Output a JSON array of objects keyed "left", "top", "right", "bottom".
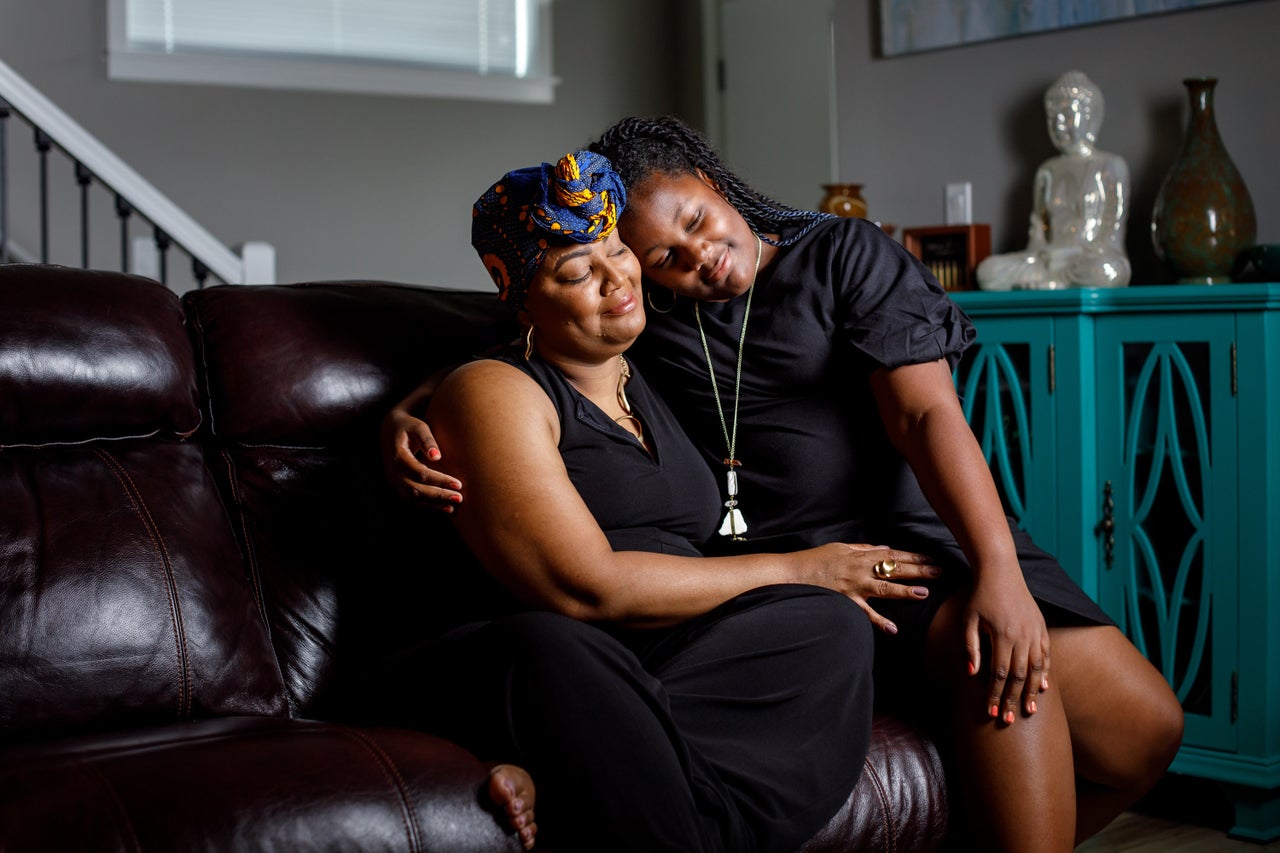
[
  {"left": 726, "top": 469, "right": 738, "bottom": 496},
  {"left": 718, "top": 506, "right": 748, "bottom": 538}
]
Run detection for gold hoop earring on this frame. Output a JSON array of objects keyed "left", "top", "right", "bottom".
[
  {"left": 646, "top": 287, "right": 675, "bottom": 314},
  {"left": 523, "top": 326, "right": 535, "bottom": 361}
]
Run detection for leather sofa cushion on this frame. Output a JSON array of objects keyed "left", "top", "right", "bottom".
[
  {"left": 802, "top": 714, "right": 949, "bottom": 852},
  {"left": 0, "top": 717, "right": 523, "bottom": 852},
  {"left": 185, "top": 282, "right": 514, "bottom": 446},
  {"left": 184, "top": 283, "right": 516, "bottom": 716},
  {"left": 0, "top": 265, "right": 200, "bottom": 448},
  {"left": 0, "top": 440, "right": 287, "bottom": 736}
]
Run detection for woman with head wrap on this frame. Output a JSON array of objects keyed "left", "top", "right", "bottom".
[
  {"left": 395, "top": 151, "right": 939, "bottom": 852},
  {"left": 386, "top": 123, "right": 1185, "bottom": 851}
]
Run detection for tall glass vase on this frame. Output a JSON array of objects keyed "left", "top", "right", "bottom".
[{"left": 1151, "top": 77, "right": 1256, "bottom": 284}]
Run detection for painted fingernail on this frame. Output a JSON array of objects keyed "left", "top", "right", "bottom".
[
  {"left": 427, "top": 448, "right": 441, "bottom": 461},
  {"left": 1042, "top": 677, "right": 1050, "bottom": 691},
  {"left": 989, "top": 704, "right": 999, "bottom": 718},
  {"left": 884, "top": 622, "right": 898, "bottom": 635},
  {"left": 912, "top": 586, "right": 929, "bottom": 597},
  {"left": 968, "top": 661, "right": 977, "bottom": 676},
  {"left": 449, "top": 493, "right": 463, "bottom": 503},
  {"left": 1029, "top": 700, "right": 1038, "bottom": 714},
  {"left": 1004, "top": 710, "right": 1015, "bottom": 724}
]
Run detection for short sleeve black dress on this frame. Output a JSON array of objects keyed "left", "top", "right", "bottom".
[{"left": 632, "top": 216, "right": 1112, "bottom": 649}]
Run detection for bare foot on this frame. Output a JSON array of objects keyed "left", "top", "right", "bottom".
[{"left": 488, "top": 764, "right": 537, "bottom": 850}]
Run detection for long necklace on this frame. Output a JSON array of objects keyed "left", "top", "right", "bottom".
[
  {"left": 614, "top": 355, "right": 644, "bottom": 444},
  {"left": 694, "top": 233, "right": 763, "bottom": 540}
]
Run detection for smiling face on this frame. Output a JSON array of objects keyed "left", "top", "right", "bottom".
[
  {"left": 618, "top": 170, "right": 767, "bottom": 303},
  {"left": 520, "top": 228, "right": 646, "bottom": 362}
]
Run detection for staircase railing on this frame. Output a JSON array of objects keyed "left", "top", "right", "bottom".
[{"left": 0, "top": 57, "right": 274, "bottom": 287}]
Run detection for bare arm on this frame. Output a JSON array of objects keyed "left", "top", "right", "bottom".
[
  {"left": 380, "top": 365, "right": 464, "bottom": 508},
  {"left": 432, "top": 360, "right": 938, "bottom": 631},
  {"left": 870, "top": 359, "right": 1049, "bottom": 721}
]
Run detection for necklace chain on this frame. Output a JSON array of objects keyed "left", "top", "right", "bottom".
[{"left": 695, "top": 234, "right": 763, "bottom": 538}]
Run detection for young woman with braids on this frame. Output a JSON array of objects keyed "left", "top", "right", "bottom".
[
  {"left": 385, "top": 120, "right": 1184, "bottom": 851},
  {"left": 384, "top": 150, "right": 943, "bottom": 853}
]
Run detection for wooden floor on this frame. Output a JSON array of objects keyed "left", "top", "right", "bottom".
[
  {"left": 1074, "top": 774, "right": 1278, "bottom": 851},
  {"left": 1079, "top": 811, "right": 1280, "bottom": 852}
]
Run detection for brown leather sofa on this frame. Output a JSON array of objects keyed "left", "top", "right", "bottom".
[{"left": 0, "top": 263, "right": 948, "bottom": 852}]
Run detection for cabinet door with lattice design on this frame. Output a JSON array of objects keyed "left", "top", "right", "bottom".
[
  {"left": 1093, "top": 314, "right": 1239, "bottom": 752},
  {"left": 953, "top": 317, "right": 1060, "bottom": 555}
]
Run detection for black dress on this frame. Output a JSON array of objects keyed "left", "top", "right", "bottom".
[
  {"left": 390, "top": 352, "right": 875, "bottom": 853},
  {"left": 513, "top": 353, "right": 720, "bottom": 557},
  {"left": 633, "top": 216, "right": 1112, "bottom": 658}
]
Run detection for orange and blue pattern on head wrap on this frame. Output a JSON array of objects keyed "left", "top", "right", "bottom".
[{"left": 471, "top": 150, "right": 627, "bottom": 309}]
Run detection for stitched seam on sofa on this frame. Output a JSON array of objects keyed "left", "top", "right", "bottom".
[
  {"left": 225, "top": 441, "right": 331, "bottom": 451},
  {"left": 81, "top": 760, "right": 144, "bottom": 852},
  {"left": 174, "top": 301, "right": 202, "bottom": 442},
  {"left": 189, "top": 310, "right": 221, "bottom": 438},
  {"left": 862, "top": 755, "right": 896, "bottom": 853},
  {"left": 219, "top": 449, "right": 272, "bottom": 637},
  {"left": 94, "top": 447, "right": 193, "bottom": 719},
  {"left": 331, "top": 726, "right": 423, "bottom": 853},
  {"left": 1, "top": 428, "right": 164, "bottom": 450},
  {"left": 216, "top": 448, "right": 290, "bottom": 715}
]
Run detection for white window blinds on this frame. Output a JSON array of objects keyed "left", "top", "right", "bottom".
[{"left": 108, "top": 0, "right": 556, "bottom": 103}]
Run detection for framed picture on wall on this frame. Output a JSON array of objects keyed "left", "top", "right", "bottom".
[
  {"left": 902, "top": 224, "right": 991, "bottom": 292},
  {"left": 879, "top": 0, "right": 1251, "bottom": 56}
]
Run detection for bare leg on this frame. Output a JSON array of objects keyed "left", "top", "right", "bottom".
[
  {"left": 489, "top": 764, "right": 537, "bottom": 850},
  {"left": 1049, "top": 625, "right": 1183, "bottom": 843},
  {"left": 925, "top": 595, "right": 1076, "bottom": 852},
  {"left": 922, "top": 600, "right": 1183, "bottom": 850}
]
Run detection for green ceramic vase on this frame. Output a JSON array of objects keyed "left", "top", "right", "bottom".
[{"left": 1151, "top": 77, "right": 1256, "bottom": 284}]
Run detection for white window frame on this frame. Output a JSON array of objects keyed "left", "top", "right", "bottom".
[{"left": 105, "top": 0, "right": 558, "bottom": 104}]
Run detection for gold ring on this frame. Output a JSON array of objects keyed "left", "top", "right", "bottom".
[{"left": 873, "top": 559, "right": 897, "bottom": 580}]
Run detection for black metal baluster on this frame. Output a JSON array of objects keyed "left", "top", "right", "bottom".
[
  {"left": 154, "top": 227, "right": 170, "bottom": 285},
  {"left": 35, "top": 128, "right": 51, "bottom": 263},
  {"left": 192, "top": 258, "right": 209, "bottom": 289},
  {"left": 75, "top": 162, "right": 91, "bottom": 268},
  {"left": 115, "top": 194, "right": 132, "bottom": 273},
  {"left": 0, "top": 98, "right": 9, "bottom": 263}
]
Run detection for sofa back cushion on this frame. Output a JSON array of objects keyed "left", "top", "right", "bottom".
[
  {"left": 184, "top": 282, "right": 516, "bottom": 717},
  {"left": 0, "top": 265, "right": 200, "bottom": 447},
  {"left": 0, "top": 265, "right": 288, "bottom": 738}
]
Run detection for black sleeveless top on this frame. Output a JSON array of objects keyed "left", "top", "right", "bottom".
[{"left": 502, "top": 353, "right": 720, "bottom": 557}]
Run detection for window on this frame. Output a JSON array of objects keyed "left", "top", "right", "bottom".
[{"left": 107, "top": 0, "right": 557, "bottom": 103}]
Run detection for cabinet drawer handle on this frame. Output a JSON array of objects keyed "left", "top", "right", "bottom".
[{"left": 1095, "top": 480, "right": 1115, "bottom": 570}]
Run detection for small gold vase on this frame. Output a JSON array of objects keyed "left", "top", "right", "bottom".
[{"left": 819, "top": 183, "right": 868, "bottom": 219}]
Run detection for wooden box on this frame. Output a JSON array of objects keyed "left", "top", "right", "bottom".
[{"left": 902, "top": 224, "right": 991, "bottom": 292}]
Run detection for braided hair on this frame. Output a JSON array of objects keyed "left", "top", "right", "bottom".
[{"left": 589, "top": 115, "right": 832, "bottom": 248}]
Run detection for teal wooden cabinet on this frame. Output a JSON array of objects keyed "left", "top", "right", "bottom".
[{"left": 952, "top": 284, "right": 1280, "bottom": 841}]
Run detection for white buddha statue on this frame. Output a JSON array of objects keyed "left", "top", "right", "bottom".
[{"left": 977, "top": 71, "right": 1131, "bottom": 290}]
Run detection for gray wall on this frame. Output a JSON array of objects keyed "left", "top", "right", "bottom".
[
  {"left": 833, "top": 0, "right": 1280, "bottom": 285},
  {"left": 4, "top": 1, "right": 1276, "bottom": 290},
  {"left": 0, "top": 0, "right": 686, "bottom": 291}
]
